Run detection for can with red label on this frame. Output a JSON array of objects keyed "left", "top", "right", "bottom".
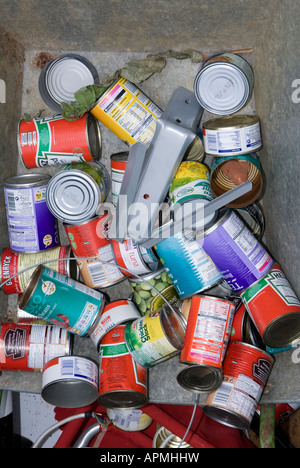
[
  {"left": 240, "top": 263, "right": 300, "bottom": 348},
  {"left": 18, "top": 113, "right": 101, "bottom": 168},
  {"left": 229, "top": 303, "right": 247, "bottom": 342},
  {"left": 203, "top": 341, "right": 274, "bottom": 430},
  {"left": 177, "top": 295, "right": 235, "bottom": 393},
  {"left": 110, "top": 152, "right": 129, "bottom": 208},
  {"left": 98, "top": 325, "right": 148, "bottom": 409},
  {"left": 111, "top": 238, "right": 160, "bottom": 278}
]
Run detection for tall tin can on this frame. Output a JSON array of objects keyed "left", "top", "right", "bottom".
[
  {"left": 110, "top": 151, "right": 129, "bottom": 208},
  {"left": 18, "top": 113, "right": 101, "bottom": 168},
  {"left": 4, "top": 174, "right": 59, "bottom": 253}
]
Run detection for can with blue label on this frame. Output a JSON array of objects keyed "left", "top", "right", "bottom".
[{"left": 18, "top": 265, "right": 105, "bottom": 337}]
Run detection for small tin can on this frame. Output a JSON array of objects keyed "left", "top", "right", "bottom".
[
  {"left": 41, "top": 355, "right": 99, "bottom": 408},
  {"left": 177, "top": 295, "right": 235, "bottom": 394},
  {"left": 0, "top": 321, "right": 72, "bottom": 372},
  {"left": 18, "top": 113, "right": 101, "bottom": 168},
  {"left": 154, "top": 231, "right": 223, "bottom": 298},
  {"left": 98, "top": 325, "right": 148, "bottom": 409},
  {"left": 203, "top": 342, "right": 274, "bottom": 430},
  {"left": 240, "top": 263, "right": 300, "bottom": 348},
  {"left": 46, "top": 161, "right": 110, "bottom": 224},
  {"left": 194, "top": 52, "right": 254, "bottom": 115},
  {"left": 124, "top": 305, "right": 186, "bottom": 368},
  {"left": 111, "top": 238, "right": 160, "bottom": 278},
  {"left": 199, "top": 209, "right": 274, "bottom": 292},
  {"left": 18, "top": 265, "right": 105, "bottom": 337},
  {"left": 4, "top": 173, "right": 59, "bottom": 253},
  {"left": 89, "top": 299, "right": 141, "bottom": 349},
  {"left": 202, "top": 115, "right": 262, "bottom": 157},
  {"left": 110, "top": 151, "right": 129, "bottom": 208},
  {"left": 128, "top": 267, "right": 181, "bottom": 316},
  {"left": 107, "top": 408, "right": 153, "bottom": 432},
  {"left": 210, "top": 154, "right": 263, "bottom": 208},
  {"left": 235, "top": 203, "right": 265, "bottom": 240},
  {"left": 0, "top": 246, "right": 78, "bottom": 295},
  {"left": 90, "top": 77, "right": 163, "bottom": 146}
]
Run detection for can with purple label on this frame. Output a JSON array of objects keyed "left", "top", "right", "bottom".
[{"left": 198, "top": 209, "right": 273, "bottom": 292}]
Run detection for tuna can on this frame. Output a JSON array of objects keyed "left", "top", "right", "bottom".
[
  {"left": 194, "top": 52, "right": 254, "bottom": 115},
  {"left": 210, "top": 154, "right": 263, "bottom": 208},
  {"left": 199, "top": 209, "right": 274, "bottom": 292},
  {"left": 107, "top": 408, "right": 153, "bottom": 432},
  {"left": 64, "top": 213, "right": 124, "bottom": 288},
  {"left": 202, "top": 115, "right": 262, "bottom": 157},
  {"left": 89, "top": 299, "right": 141, "bottom": 350},
  {"left": 18, "top": 265, "right": 105, "bottom": 337},
  {"left": 98, "top": 325, "right": 148, "bottom": 409},
  {"left": 18, "top": 113, "right": 101, "bottom": 168},
  {"left": 110, "top": 151, "right": 129, "bottom": 208},
  {"left": 177, "top": 295, "right": 235, "bottom": 394},
  {"left": 111, "top": 238, "right": 160, "bottom": 278},
  {"left": 3, "top": 173, "right": 59, "bottom": 253},
  {"left": 90, "top": 77, "right": 163, "bottom": 147},
  {"left": 203, "top": 342, "right": 274, "bottom": 430},
  {"left": 0, "top": 321, "right": 72, "bottom": 372},
  {"left": 154, "top": 231, "right": 222, "bottom": 298},
  {"left": 240, "top": 263, "right": 300, "bottom": 348},
  {"left": 0, "top": 246, "right": 78, "bottom": 295},
  {"left": 46, "top": 161, "right": 110, "bottom": 224},
  {"left": 128, "top": 267, "right": 181, "bottom": 316},
  {"left": 124, "top": 304, "right": 186, "bottom": 368},
  {"left": 41, "top": 355, "right": 99, "bottom": 408}
]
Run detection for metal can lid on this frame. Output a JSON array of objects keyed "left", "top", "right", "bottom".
[
  {"left": 177, "top": 364, "right": 223, "bottom": 393},
  {"left": 86, "top": 114, "right": 102, "bottom": 161},
  {"left": 203, "top": 115, "right": 259, "bottom": 131},
  {"left": 18, "top": 264, "right": 44, "bottom": 311},
  {"left": 39, "top": 54, "right": 99, "bottom": 112},
  {"left": 263, "top": 313, "right": 300, "bottom": 349},
  {"left": 4, "top": 173, "right": 51, "bottom": 189},
  {"left": 203, "top": 405, "right": 250, "bottom": 430},
  {"left": 98, "top": 390, "right": 147, "bottom": 410}
]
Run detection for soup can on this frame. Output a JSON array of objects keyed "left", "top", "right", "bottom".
[
  {"left": 240, "top": 263, "right": 300, "bottom": 348},
  {"left": 124, "top": 305, "right": 186, "bottom": 368},
  {"left": 4, "top": 173, "right": 59, "bottom": 253},
  {"left": 177, "top": 295, "right": 235, "bottom": 393},
  {"left": 98, "top": 325, "right": 148, "bottom": 409},
  {"left": 0, "top": 246, "right": 78, "bottom": 295},
  {"left": 128, "top": 267, "right": 181, "bottom": 316},
  {"left": 0, "top": 321, "right": 72, "bottom": 372},
  {"left": 202, "top": 115, "right": 262, "bottom": 157},
  {"left": 41, "top": 355, "right": 99, "bottom": 408},
  {"left": 111, "top": 238, "right": 160, "bottom": 278},
  {"left": 199, "top": 209, "right": 274, "bottom": 292},
  {"left": 107, "top": 408, "right": 153, "bottom": 432},
  {"left": 194, "top": 52, "right": 254, "bottom": 115},
  {"left": 18, "top": 113, "right": 101, "bottom": 168},
  {"left": 154, "top": 231, "right": 223, "bottom": 298},
  {"left": 46, "top": 161, "right": 110, "bottom": 224},
  {"left": 18, "top": 265, "right": 105, "bottom": 337},
  {"left": 203, "top": 342, "right": 274, "bottom": 430},
  {"left": 110, "top": 151, "right": 129, "bottom": 208},
  {"left": 90, "top": 77, "right": 163, "bottom": 146}
]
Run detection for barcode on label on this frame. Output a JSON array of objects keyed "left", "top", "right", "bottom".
[
  {"left": 61, "top": 358, "right": 74, "bottom": 376},
  {"left": 212, "top": 381, "right": 233, "bottom": 406},
  {"left": 87, "top": 262, "right": 106, "bottom": 285},
  {"left": 6, "top": 192, "right": 16, "bottom": 211},
  {"left": 207, "top": 134, "right": 217, "bottom": 151}
]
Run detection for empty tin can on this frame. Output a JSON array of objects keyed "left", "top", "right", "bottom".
[
  {"left": 177, "top": 295, "right": 235, "bottom": 394},
  {"left": 98, "top": 325, "right": 148, "bottom": 409},
  {"left": 111, "top": 238, "right": 160, "bottom": 278},
  {"left": 194, "top": 52, "right": 254, "bottom": 115},
  {"left": 41, "top": 355, "right": 99, "bottom": 408},
  {"left": 18, "top": 113, "right": 101, "bottom": 168},
  {"left": 46, "top": 161, "right": 110, "bottom": 224},
  {"left": 110, "top": 151, "right": 129, "bottom": 208},
  {"left": 4, "top": 173, "right": 59, "bottom": 253},
  {"left": 203, "top": 342, "right": 274, "bottom": 430}
]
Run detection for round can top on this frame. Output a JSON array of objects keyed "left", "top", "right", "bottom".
[
  {"left": 4, "top": 173, "right": 51, "bottom": 189},
  {"left": 203, "top": 115, "right": 259, "bottom": 131},
  {"left": 39, "top": 54, "right": 99, "bottom": 112}
]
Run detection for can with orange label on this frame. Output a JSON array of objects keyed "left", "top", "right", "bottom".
[
  {"left": 110, "top": 151, "right": 129, "bottom": 208},
  {"left": 177, "top": 295, "right": 235, "bottom": 393}
]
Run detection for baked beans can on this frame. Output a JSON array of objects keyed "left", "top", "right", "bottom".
[
  {"left": 0, "top": 321, "right": 72, "bottom": 372},
  {"left": 89, "top": 299, "right": 141, "bottom": 349},
  {"left": 154, "top": 231, "right": 223, "bottom": 298},
  {"left": 4, "top": 174, "right": 59, "bottom": 253},
  {"left": 240, "top": 263, "right": 300, "bottom": 348},
  {"left": 124, "top": 305, "right": 186, "bottom": 368},
  {"left": 98, "top": 325, "right": 148, "bottom": 409},
  {"left": 111, "top": 238, "right": 160, "bottom": 278},
  {"left": 107, "top": 408, "right": 153, "bottom": 432},
  {"left": 0, "top": 246, "right": 78, "bottom": 295},
  {"left": 18, "top": 265, "right": 105, "bottom": 337},
  {"left": 210, "top": 154, "right": 263, "bottom": 208},
  {"left": 90, "top": 77, "right": 163, "bottom": 147},
  {"left": 199, "top": 209, "right": 274, "bottom": 292},
  {"left": 177, "top": 295, "right": 235, "bottom": 393},
  {"left": 203, "top": 341, "right": 274, "bottom": 430},
  {"left": 41, "top": 355, "right": 99, "bottom": 408},
  {"left": 110, "top": 152, "right": 129, "bottom": 208},
  {"left": 18, "top": 113, "right": 101, "bottom": 169},
  {"left": 194, "top": 52, "right": 254, "bottom": 115},
  {"left": 46, "top": 161, "right": 110, "bottom": 224},
  {"left": 64, "top": 212, "right": 124, "bottom": 288}
]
